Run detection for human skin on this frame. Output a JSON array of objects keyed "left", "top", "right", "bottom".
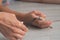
[
  {"left": 23, "top": 11, "right": 52, "bottom": 29},
  {"left": 0, "top": 0, "right": 52, "bottom": 40},
  {"left": 0, "top": 12, "right": 28, "bottom": 40},
  {"left": 0, "top": 0, "right": 52, "bottom": 29},
  {"left": 0, "top": 12, "right": 52, "bottom": 40}
]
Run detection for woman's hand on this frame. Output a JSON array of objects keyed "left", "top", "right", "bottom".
[
  {"left": 23, "top": 10, "right": 52, "bottom": 29},
  {"left": 0, "top": 12, "right": 28, "bottom": 40}
]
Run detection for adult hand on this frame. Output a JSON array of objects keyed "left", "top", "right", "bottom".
[
  {"left": 0, "top": 12, "right": 28, "bottom": 40},
  {"left": 23, "top": 10, "right": 52, "bottom": 29}
]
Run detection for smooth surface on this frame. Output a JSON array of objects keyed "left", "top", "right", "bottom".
[{"left": 0, "top": 1, "right": 60, "bottom": 40}]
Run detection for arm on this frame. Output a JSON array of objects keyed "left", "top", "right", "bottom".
[{"left": 0, "top": 2, "right": 25, "bottom": 21}]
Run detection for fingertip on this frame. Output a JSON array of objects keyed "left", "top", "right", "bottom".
[
  {"left": 46, "top": 21, "right": 52, "bottom": 26},
  {"left": 24, "top": 27, "right": 29, "bottom": 32}
]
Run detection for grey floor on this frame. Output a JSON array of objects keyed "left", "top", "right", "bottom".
[{"left": 0, "top": 1, "right": 60, "bottom": 40}]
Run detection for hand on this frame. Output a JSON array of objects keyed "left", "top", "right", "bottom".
[
  {"left": 23, "top": 10, "right": 52, "bottom": 29},
  {"left": 0, "top": 12, "right": 28, "bottom": 40}
]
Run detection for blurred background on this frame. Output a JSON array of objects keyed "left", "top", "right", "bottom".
[{"left": 15, "top": 0, "right": 60, "bottom": 4}]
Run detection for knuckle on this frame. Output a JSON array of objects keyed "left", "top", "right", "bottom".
[
  {"left": 13, "top": 29, "right": 19, "bottom": 33},
  {"left": 10, "top": 27, "right": 18, "bottom": 33}
]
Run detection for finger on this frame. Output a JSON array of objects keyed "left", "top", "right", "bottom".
[
  {"left": 5, "top": 25, "right": 26, "bottom": 36},
  {"left": 36, "top": 21, "right": 52, "bottom": 28},
  {"left": 32, "top": 19, "right": 44, "bottom": 26},
  {"left": 0, "top": 22, "right": 12, "bottom": 36},
  {"left": 31, "top": 10, "right": 46, "bottom": 18},
  {"left": 0, "top": 27, "right": 13, "bottom": 40},
  {"left": 17, "top": 38, "right": 23, "bottom": 40},
  {"left": 7, "top": 36, "right": 17, "bottom": 40},
  {"left": 0, "top": 26, "right": 17, "bottom": 40},
  {"left": 0, "top": 21, "right": 26, "bottom": 35},
  {"left": 41, "top": 21, "right": 52, "bottom": 28},
  {"left": 32, "top": 20, "right": 50, "bottom": 28},
  {"left": 5, "top": 17, "right": 28, "bottom": 32},
  {"left": 15, "top": 21, "right": 28, "bottom": 32},
  {"left": 11, "top": 33, "right": 23, "bottom": 40},
  {"left": 40, "top": 21, "right": 52, "bottom": 25},
  {"left": 0, "top": 27, "right": 8, "bottom": 37},
  {"left": 0, "top": 22, "right": 23, "bottom": 40},
  {"left": 11, "top": 27, "right": 26, "bottom": 36}
]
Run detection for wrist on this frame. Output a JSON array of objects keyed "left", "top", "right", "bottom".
[{"left": 16, "top": 13, "right": 26, "bottom": 21}]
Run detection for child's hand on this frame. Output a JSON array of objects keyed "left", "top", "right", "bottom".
[
  {"left": 0, "top": 12, "right": 28, "bottom": 40},
  {"left": 23, "top": 10, "right": 52, "bottom": 29}
]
